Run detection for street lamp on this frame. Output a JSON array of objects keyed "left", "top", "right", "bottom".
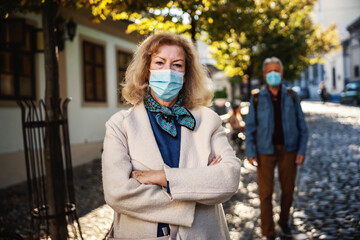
[{"left": 66, "top": 18, "right": 77, "bottom": 42}]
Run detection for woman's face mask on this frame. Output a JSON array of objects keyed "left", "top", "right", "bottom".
[
  {"left": 149, "top": 69, "right": 184, "bottom": 101},
  {"left": 266, "top": 71, "right": 281, "bottom": 86}
]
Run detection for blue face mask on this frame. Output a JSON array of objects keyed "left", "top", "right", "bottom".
[
  {"left": 149, "top": 69, "right": 184, "bottom": 101},
  {"left": 266, "top": 71, "right": 281, "bottom": 86}
]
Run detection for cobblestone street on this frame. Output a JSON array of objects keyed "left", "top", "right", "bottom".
[
  {"left": 290, "top": 102, "right": 360, "bottom": 240},
  {"left": 1, "top": 101, "right": 359, "bottom": 239},
  {"left": 224, "top": 101, "right": 360, "bottom": 240}
]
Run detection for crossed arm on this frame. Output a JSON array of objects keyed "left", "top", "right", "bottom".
[{"left": 131, "top": 155, "right": 223, "bottom": 187}]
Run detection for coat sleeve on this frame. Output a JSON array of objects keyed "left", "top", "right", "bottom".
[
  {"left": 164, "top": 119, "right": 241, "bottom": 205},
  {"left": 245, "top": 95, "right": 257, "bottom": 158},
  {"left": 102, "top": 114, "right": 196, "bottom": 227},
  {"left": 294, "top": 94, "right": 308, "bottom": 156}
]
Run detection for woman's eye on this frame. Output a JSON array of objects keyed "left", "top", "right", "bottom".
[
  {"left": 155, "top": 61, "right": 163, "bottom": 65},
  {"left": 174, "top": 64, "right": 182, "bottom": 68}
]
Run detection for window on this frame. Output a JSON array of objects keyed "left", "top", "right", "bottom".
[
  {"left": 82, "top": 41, "right": 106, "bottom": 102},
  {"left": 321, "top": 64, "right": 325, "bottom": 80},
  {"left": 116, "top": 50, "right": 132, "bottom": 104},
  {"left": 332, "top": 67, "right": 336, "bottom": 89},
  {"left": 313, "top": 63, "right": 318, "bottom": 79},
  {"left": 0, "top": 19, "right": 36, "bottom": 101},
  {"left": 354, "top": 65, "right": 359, "bottom": 78}
]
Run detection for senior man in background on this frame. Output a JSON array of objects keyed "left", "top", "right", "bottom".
[{"left": 245, "top": 57, "right": 308, "bottom": 240}]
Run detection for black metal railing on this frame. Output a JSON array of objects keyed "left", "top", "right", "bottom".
[{"left": 18, "top": 98, "right": 83, "bottom": 239}]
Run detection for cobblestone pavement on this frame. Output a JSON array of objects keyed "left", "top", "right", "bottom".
[
  {"left": 290, "top": 102, "right": 360, "bottom": 240},
  {"left": 1, "top": 101, "right": 359, "bottom": 239},
  {"left": 224, "top": 101, "right": 360, "bottom": 240}
]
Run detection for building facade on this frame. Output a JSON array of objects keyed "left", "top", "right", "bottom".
[
  {"left": 0, "top": 8, "right": 140, "bottom": 188},
  {"left": 302, "top": 0, "right": 360, "bottom": 99},
  {"left": 346, "top": 16, "right": 360, "bottom": 83}
]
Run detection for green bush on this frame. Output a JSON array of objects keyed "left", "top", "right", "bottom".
[{"left": 214, "top": 88, "right": 228, "bottom": 99}]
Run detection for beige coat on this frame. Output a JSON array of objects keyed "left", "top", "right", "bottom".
[{"left": 102, "top": 103, "right": 241, "bottom": 239}]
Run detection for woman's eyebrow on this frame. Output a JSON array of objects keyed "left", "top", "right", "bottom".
[
  {"left": 173, "top": 59, "right": 185, "bottom": 62},
  {"left": 152, "top": 55, "right": 166, "bottom": 61},
  {"left": 152, "top": 55, "right": 184, "bottom": 62}
]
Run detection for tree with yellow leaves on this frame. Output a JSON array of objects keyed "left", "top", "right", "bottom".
[
  {"left": 87, "top": 0, "right": 340, "bottom": 87},
  {"left": 206, "top": 0, "right": 340, "bottom": 83}
]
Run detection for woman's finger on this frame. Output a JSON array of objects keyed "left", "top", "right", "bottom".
[{"left": 209, "top": 155, "right": 222, "bottom": 166}]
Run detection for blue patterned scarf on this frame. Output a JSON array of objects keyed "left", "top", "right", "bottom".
[{"left": 144, "top": 92, "right": 196, "bottom": 137}]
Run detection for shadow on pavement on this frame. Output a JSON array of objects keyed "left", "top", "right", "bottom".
[{"left": 0, "top": 158, "right": 105, "bottom": 239}]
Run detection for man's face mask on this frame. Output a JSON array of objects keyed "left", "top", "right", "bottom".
[
  {"left": 266, "top": 71, "right": 281, "bottom": 86},
  {"left": 149, "top": 69, "right": 184, "bottom": 101}
]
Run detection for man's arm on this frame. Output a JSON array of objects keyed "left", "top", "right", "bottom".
[
  {"left": 245, "top": 96, "right": 258, "bottom": 160},
  {"left": 294, "top": 94, "right": 308, "bottom": 157}
]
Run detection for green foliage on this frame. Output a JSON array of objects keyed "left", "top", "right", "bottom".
[
  {"left": 91, "top": 0, "right": 340, "bottom": 82},
  {"left": 206, "top": 0, "right": 340, "bottom": 81},
  {"left": 214, "top": 87, "right": 228, "bottom": 99},
  {"left": 229, "top": 75, "right": 243, "bottom": 84},
  {"left": 2, "top": 0, "right": 340, "bottom": 83}
]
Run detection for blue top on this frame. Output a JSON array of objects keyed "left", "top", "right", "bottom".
[
  {"left": 245, "top": 84, "right": 308, "bottom": 158},
  {"left": 146, "top": 110, "right": 181, "bottom": 237},
  {"left": 146, "top": 110, "right": 181, "bottom": 168}
]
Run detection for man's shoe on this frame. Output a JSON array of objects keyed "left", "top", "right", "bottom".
[
  {"left": 266, "top": 236, "right": 276, "bottom": 240},
  {"left": 279, "top": 223, "right": 292, "bottom": 237}
]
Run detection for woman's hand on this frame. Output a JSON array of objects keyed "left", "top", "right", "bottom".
[
  {"left": 131, "top": 170, "right": 167, "bottom": 187},
  {"left": 209, "top": 155, "right": 222, "bottom": 166},
  {"left": 132, "top": 155, "right": 223, "bottom": 187}
]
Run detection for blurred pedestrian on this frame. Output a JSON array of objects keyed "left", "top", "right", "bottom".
[
  {"left": 319, "top": 81, "right": 328, "bottom": 103},
  {"left": 102, "top": 33, "right": 241, "bottom": 239},
  {"left": 229, "top": 103, "right": 245, "bottom": 146},
  {"left": 245, "top": 57, "right": 308, "bottom": 240}
]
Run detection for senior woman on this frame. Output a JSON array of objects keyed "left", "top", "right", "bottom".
[{"left": 102, "top": 33, "right": 241, "bottom": 239}]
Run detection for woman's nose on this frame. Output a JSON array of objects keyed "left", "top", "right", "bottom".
[{"left": 164, "top": 63, "right": 171, "bottom": 69}]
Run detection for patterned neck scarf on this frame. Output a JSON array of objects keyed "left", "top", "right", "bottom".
[{"left": 144, "top": 92, "right": 196, "bottom": 137}]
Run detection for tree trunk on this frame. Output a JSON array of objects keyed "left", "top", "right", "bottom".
[
  {"left": 245, "top": 61, "right": 254, "bottom": 99},
  {"left": 42, "top": 0, "right": 67, "bottom": 239},
  {"left": 190, "top": 14, "right": 196, "bottom": 44}
]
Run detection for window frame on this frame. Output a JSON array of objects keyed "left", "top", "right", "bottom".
[
  {"left": 0, "top": 20, "right": 37, "bottom": 103},
  {"left": 354, "top": 65, "right": 359, "bottom": 78},
  {"left": 115, "top": 48, "right": 132, "bottom": 106},
  {"left": 81, "top": 39, "right": 108, "bottom": 107}
]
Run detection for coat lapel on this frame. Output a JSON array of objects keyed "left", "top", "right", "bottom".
[
  {"left": 127, "top": 104, "right": 209, "bottom": 170},
  {"left": 178, "top": 108, "right": 210, "bottom": 168},
  {"left": 126, "top": 103, "right": 165, "bottom": 170}
]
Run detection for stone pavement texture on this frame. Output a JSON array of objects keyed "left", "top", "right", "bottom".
[
  {"left": 290, "top": 102, "right": 360, "bottom": 240},
  {"left": 0, "top": 101, "right": 359, "bottom": 239}
]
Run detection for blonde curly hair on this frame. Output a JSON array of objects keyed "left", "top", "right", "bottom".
[{"left": 122, "top": 32, "right": 214, "bottom": 109}]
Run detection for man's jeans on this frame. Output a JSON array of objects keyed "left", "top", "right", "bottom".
[{"left": 257, "top": 145, "right": 297, "bottom": 237}]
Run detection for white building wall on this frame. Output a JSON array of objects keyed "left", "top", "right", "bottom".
[
  {"left": 349, "top": 38, "right": 360, "bottom": 81},
  {"left": 64, "top": 24, "right": 137, "bottom": 145},
  {"left": 0, "top": 13, "right": 44, "bottom": 154},
  {"left": 0, "top": 13, "right": 137, "bottom": 188},
  {"left": 323, "top": 51, "right": 345, "bottom": 93},
  {"left": 309, "top": 0, "right": 360, "bottom": 96},
  {"left": 0, "top": 108, "right": 22, "bottom": 153},
  {"left": 313, "top": 0, "right": 360, "bottom": 39}
]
